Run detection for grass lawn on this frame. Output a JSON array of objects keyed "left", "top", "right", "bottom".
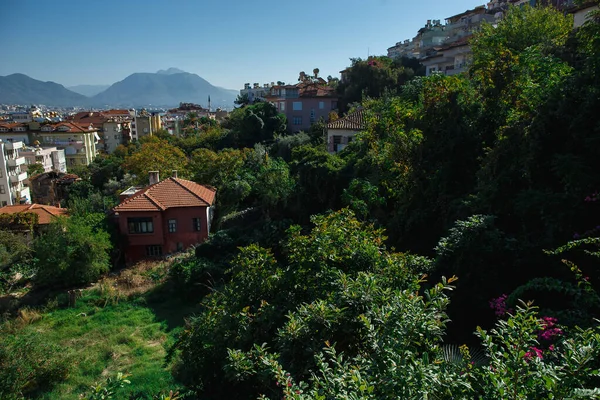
[
  {"left": 1, "top": 258, "right": 203, "bottom": 399},
  {"left": 16, "top": 293, "right": 180, "bottom": 399}
]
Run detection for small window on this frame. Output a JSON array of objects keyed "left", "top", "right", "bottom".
[
  {"left": 193, "top": 218, "right": 202, "bottom": 232},
  {"left": 331, "top": 101, "right": 338, "bottom": 110},
  {"left": 279, "top": 102, "right": 285, "bottom": 111},
  {"left": 146, "top": 245, "right": 163, "bottom": 257},
  {"left": 128, "top": 217, "right": 154, "bottom": 234},
  {"left": 168, "top": 219, "right": 177, "bottom": 233},
  {"left": 292, "top": 102, "right": 302, "bottom": 111},
  {"left": 177, "top": 242, "right": 183, "bottom": 251},
  {"left": 0, "top": 185, "right": 5, "bottom": 194},
  {"left": 319, "top": 101, "right": 324, "bottom": 110},
  {"left": 293, "top": 116, "right": 303, "bottom": 125}
]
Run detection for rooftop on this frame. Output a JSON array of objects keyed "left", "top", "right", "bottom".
[
  {"left": 327, "top": 109, "right": 367, "bottom": 131},
  {"left": 0, "top": 204, "right": 68, "bottom": 224},
  {"left": 114, "top": 177, "right": 216, "bottom": 212}
]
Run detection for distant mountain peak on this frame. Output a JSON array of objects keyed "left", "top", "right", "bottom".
[{"left": 156, "top": 67, "right": 187, "bottom": 75}]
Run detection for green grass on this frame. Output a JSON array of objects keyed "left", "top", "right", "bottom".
[{"left": 11, "top": 288, "right": 195, "bottom": 399}]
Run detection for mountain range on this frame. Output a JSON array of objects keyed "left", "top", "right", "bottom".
[{"left": 0, "top": 68, "right": 238, "bottom": 108}]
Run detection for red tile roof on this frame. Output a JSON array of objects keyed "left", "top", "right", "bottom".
[
  {"left": 298, "top": 82, "right": 336, "bottom": 98},
  {"left": 0, "top": 122, "right": 27, "bottom": 129},
  {"left": 0, "top": 204, "right": 68, "bottom": 224},
  {"left": 113, "top": 177, "right": 216, "bottom": 212},
  {"left": 327, "top": 109, "right": 367, "bottom": 131},
  {"left": 52, "top": 121, "right": 99, "bottom": 133},
  {"left": 103, "top": 109, "right": 131, "bottom": 115}
]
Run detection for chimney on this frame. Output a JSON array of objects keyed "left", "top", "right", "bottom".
[
  {"left": 172, "top": 170, "right": 178, "bottom": 178},
  {"left": 149, "top": 171, "right": 159, "bottom": 185}
]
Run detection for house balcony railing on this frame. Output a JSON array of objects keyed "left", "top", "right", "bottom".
[
  {"left": 3, "top": 141, "right": 23, "bottom": 151},
  {"left": 7, "top": 157, "right": 26, "bottom": 167},
  {"left": 9, "top": 171, "right": 28, "bottom": 183}
]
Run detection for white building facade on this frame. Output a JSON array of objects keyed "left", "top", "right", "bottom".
[{"left": 0, "top": 140, "right": 31, "bottom": 206}]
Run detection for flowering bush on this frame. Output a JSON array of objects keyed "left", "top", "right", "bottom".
[{"left": 244, "top": 302, "right": 600, "bottom": 400}]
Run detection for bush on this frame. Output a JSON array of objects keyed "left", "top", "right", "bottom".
[
  {"left": 0, "top": 331, "right": 72, "bottom": 398},
  {"left": 33, "top": 216, "right": 111, "bottom": 287}
]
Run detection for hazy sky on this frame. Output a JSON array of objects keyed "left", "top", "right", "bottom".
[{"left": 1, "top": 0, "right": 484, "bottom": 89}]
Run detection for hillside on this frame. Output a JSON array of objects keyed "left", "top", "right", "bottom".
[
  {"left": 91, "top": 72, "right": 238, "bottom": 108},
  {"left": 0, "top": 74, "right": 89, "bottom": 106}
]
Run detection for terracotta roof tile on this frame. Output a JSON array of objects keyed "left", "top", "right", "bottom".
[
  {"left": 113, "top": 177, "right": 216, "bottom": 212},
  {"left": 0, "top": 204, "right": 68, "bottom": 224},
  {"left": 327, "top": 109, "right": 367, "bottom": 131}
]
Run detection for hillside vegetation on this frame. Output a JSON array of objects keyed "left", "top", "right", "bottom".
[{"left": 2, "top": 4, "right": 600, "bottom": 399}]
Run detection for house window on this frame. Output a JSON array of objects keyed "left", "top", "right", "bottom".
[
  {"left": 319, "top": 101, "right": 324, "bottom": 110},
  {"left": 193, "top": 217, "right": 201, "bottom": 232},
  {"left": 310, "top": 109, "right": 315, "bottom": 123},
  {"left": 177, "top": 242, "right": 183, "bottom": 251},
  {"left": 168, "top": 219, "right": 177, "bottom": 233},
  {"left": 0, "top": 185, "right": 5, "bottom": 194},
  {"left": 293, "top": 116, "right": 303, "bottom": 125},
  {"left": 279, "top": 102, "right": 285, "bottom": 111},
  {"left": 128, "top": 217, "right": 154, "bottom": 234},
  {"left": 146, "top": 245, "right": 163, "bottom": 257},
  {"left": 292, "top": 102, "right": 302, "bottom": 111},
  {"left": 331, "top": 101, "right": 338, "bottom": 110}
]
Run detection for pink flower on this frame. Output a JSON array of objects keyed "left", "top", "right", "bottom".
[{"left": 524, "top": 346, "right": 543, "bottom": 361}]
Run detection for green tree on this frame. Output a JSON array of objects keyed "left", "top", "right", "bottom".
[
  {"left": 222, "top": 102, "right": 287, "bottom": 148},
  {"left": 33, "top": 216, "right": 111, "bottom": 287},
  {"left": 171, "top": 209, "right": 434, "bottom": 398},
  {"left": 234, "top": 92, "right": 251, "bottom": 107},
  {"left": 26, "top": 163, "right": 45, "bottom": 177},
  {"left": 124, "top": 140, "right": 188, "bottom": 184},
  {"left": 337, "top": 56, "right": 424, "bottom": 113}
]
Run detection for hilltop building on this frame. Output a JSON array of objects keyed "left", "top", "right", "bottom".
[
  {"left": 265, "top": 75, "right": 338, "bottom": 133},
  {"left": 240, "top": 83, "right": 273, "bottom": 103},
  {"left": 387, "top": 1, "right": 597, "bottom": 77}
]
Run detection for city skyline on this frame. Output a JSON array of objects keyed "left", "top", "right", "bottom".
[{"left": 1, "top": 0, "right": 484, "bottom": 90}]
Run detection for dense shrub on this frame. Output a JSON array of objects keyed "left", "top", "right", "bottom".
[
  {"left": 34, "top": 216, "right": 111, "bottom": 287},
  {"left": 0, "top": 331, "right": 72, "bottom": 398}
]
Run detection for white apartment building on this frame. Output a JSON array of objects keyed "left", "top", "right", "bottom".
[
  {"left": 20, "top": 146, "right": 67, "bottom": 175},
  {"left": 102, "top": 120, "right": 127, "bottom": 153},
  {"left": 0, "top": 140, "right": 31, "bottom": 206},
  {"left": 240, "top": 83, "right": 272, "bottom": 103}
]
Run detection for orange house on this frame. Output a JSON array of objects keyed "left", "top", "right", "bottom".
[{"left": 113, "top": 174, "right": 216, "bottom": 263}]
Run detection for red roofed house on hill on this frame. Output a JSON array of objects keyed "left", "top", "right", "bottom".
[{"left": 113, "top": 171, "right": 216, "bottom": 263}]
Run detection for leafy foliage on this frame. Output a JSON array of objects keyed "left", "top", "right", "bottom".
[
  {"left": 33, "top": 216, "right": 112, "bottom": 287},
  {"left": 0, "top": 331, "right": 72, "bottom": 399}
]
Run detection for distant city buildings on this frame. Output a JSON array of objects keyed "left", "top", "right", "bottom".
[{"left": 0, "top": 120, "right": 99, "bottom": 168}]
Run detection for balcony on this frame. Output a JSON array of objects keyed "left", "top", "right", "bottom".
[
  {"left": 3, "top": 141, "right": 23, "bottom": 150},
  {"left": 9, "top": 171, "right": 28, "bottom": 183},
  {"left": 7, "top": 157, "right": 26, "bottom": 167}
]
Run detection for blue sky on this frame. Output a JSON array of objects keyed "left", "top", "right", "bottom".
[{"left": 1, "top": 0, "right": 483, "bottom": 90}]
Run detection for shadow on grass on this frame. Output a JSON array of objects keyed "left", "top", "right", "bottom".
[{"left": 142, "top": 283, "right": 204, "bottom": 331}]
